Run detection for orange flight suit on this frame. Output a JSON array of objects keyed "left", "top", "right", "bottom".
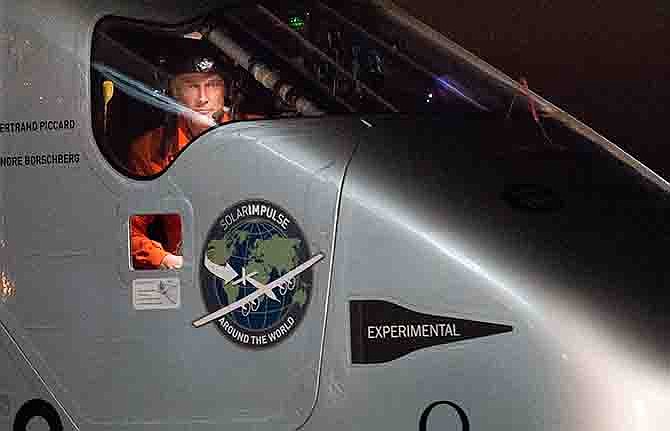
[{"left": 128, "top": 114, "right": 231, "bottom": 269}]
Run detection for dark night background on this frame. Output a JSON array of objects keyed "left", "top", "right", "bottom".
[{"left": 393, "top": 1, "right": 670, "bottom": 178}]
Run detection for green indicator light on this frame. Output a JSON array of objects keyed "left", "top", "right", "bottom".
[{"left": 288, "top": 16, "right": 305, "bottom": 30}]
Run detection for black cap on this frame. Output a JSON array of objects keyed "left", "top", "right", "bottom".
[{"left": 156, "top": 37, "right": 229, "bottom": 77}]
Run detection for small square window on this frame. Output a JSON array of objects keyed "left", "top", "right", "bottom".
[{"left": 129, "top": 214, "right": 183, "bottom": 270}]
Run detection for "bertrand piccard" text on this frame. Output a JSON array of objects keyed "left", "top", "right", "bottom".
[{"left": 0, "top": 120, "right": 76, "bottom": 134}]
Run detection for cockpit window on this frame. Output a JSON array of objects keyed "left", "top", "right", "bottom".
[
  {"left": 91, "top": 19, "right": 283, "bottom": 179},
  {"left": 92, "top": 1, "right": 627, "bottom": 182},
  {"left": 90, "top": 2, "right": 512, "bottom": 178}
]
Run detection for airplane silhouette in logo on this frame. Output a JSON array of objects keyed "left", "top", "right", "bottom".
[{"left": 196, "top": 253, "right": 324, "bottom": 327}]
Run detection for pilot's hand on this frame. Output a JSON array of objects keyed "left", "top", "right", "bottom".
[{"left": 160, "top": 253, "right": 183, "bottom": 270}]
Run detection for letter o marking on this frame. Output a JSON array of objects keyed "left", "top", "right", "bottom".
[
  {"left": 419, "top": 401, "right": 469, "bottom": 431},
  {"left": 13, "top": 399, "right": 63, "bottom": 431}
]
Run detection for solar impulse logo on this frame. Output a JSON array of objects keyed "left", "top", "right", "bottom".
[{"left": 196, "top": 200, "right": 324, "bottom": 348}]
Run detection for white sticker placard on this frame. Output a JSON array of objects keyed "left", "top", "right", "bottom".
[{"left": 132, "top": 278, "right": 180, "bottom": 310}]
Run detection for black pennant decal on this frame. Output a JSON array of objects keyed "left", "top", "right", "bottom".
[{"left": 350, "top": 300, "right": 513, "bottom": 364}]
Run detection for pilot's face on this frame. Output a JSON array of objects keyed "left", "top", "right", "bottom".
[{"left": 171, "top": 72, "right": 226, "bottom": 134}]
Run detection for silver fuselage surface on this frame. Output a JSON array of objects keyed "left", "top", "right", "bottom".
[{"left": 1, "top": 1, "right": 668, "bottom": 430}]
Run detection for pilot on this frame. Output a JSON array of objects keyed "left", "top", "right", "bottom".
[{"left": 128, "top": 40, "right": 231, "bottom": 269}]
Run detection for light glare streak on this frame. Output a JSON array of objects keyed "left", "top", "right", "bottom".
[{"left": 436, "top": 76, "right": 489, "bottom": 111}]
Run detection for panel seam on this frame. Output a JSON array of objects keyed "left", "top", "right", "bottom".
[{"left": 298, "top": 126, "right": 362, "bottom": 429}]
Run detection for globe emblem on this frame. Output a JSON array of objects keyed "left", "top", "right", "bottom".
[{"left": 201, "top": 201, "right": 312, "bottom": 347}]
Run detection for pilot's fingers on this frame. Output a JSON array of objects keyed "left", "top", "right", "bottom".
[{"left": 160, "top": 254, "right": 184, "bottom": 269}]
